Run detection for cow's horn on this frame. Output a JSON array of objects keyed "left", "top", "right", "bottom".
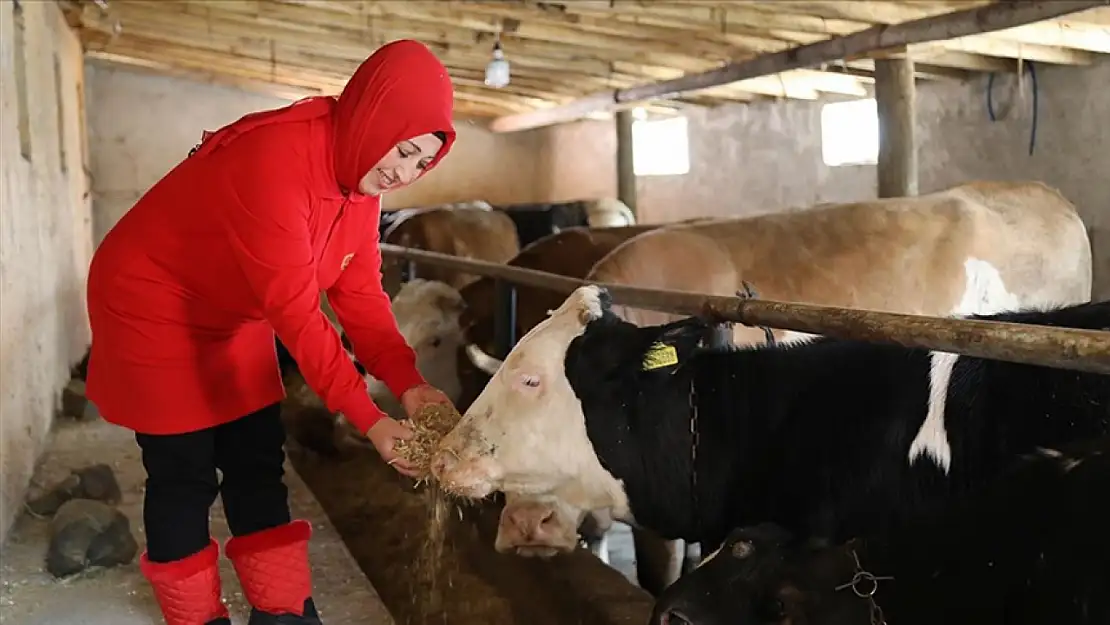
[{"left": 465, "top": 344, "right": 503, "bottom": 375}]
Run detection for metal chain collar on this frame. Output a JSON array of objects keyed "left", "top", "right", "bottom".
[
  {"left": 689, "top": 379, "right": 700, "bottom": 540},
  {"left": 834, "top": 548, "right": 894, "bottom": 625},
  {"left": 687, "top": 281, "right": 773, "bottom": 549}
]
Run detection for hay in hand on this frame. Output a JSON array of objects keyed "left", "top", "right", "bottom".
[{"left": 392, "top": 402, "right": 462, "bottom": 482}]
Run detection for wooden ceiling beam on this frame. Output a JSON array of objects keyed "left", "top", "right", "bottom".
[
  {"left": 925, "top": 34, "right": 1100, "bottom": 64},
  {"left": 80, "top": 1, "right": 866, "bottom": 105},
  {"left": 82, "top": 50, "right": 502, "bottom": 121},
  {"left": 488, "top": 0, "right": 1107, "bottom": 133},
  {"left": 79, "top": 29, "right": 538, "bottom": 116},
  {"left": 741, "top": 0, "right": 994, "bottom": 25},
  {"left": 545, "top": 1, "right": 1099, "bottom": 71},
  {"left": 986, "top": 9, "right": 1110, "bottom": 53}
]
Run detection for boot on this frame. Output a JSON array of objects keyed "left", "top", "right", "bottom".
[
  {"left": 139, "top": 538, "right": 231, "bottom": 625},
  {"left": 225, "top": 519, "right": 323, "bottom": 625}
]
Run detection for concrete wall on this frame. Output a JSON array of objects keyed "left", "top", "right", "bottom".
[
  {"left": 0, "top": 1, "right": 93, "bottom": 541},
  {"left": 85, "top": 57, "right": 1107, "bottom": 296},
  {"left": 85, "top": 63, "right": 546, "bottom": 244},
  {"left": 535, "top": 58, "right": 1109, "bottom": 298}
]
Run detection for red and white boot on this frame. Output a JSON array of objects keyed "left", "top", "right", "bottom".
[
  {"left": 139, "top": 539, "right": 231, "bottom": 625},
  {"left": 225, "top": 519, "right": 322, "bottom": 625}
]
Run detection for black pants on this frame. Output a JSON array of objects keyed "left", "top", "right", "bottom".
[{"left": 136, "top": 403, "right": 291, "bottom": 563}]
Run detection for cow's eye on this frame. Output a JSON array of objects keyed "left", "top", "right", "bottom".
[
  {"left": 430, "top": 337, "right": 442, "bottom": 348},
  {"left": 522, "top": 374, "right": 540, "bottom": 388}
]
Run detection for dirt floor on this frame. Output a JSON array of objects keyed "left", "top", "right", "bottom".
[
  {"left": 286, "top": 401, "right": 656, "bottom": 625},
  {"left": 0, "top": 417, "right": 394, "bottom": 625}
]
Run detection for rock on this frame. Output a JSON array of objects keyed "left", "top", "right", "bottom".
[
  {"left": 46, "top": 499, "right": 138, "bottom": 578},
  {"left": 26, "top": 464, "right": 123, "bottom": 516},
  {"left": 26, "top": 474, "right": 82, "bottom": 517},
  {"left": 74, "top": 464, "right": 122, "bottom": 503}
]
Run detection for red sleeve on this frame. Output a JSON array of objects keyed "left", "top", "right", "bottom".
[
  {"left": 214, "top": 140, "right": 387, "bottom": 433},
  {"left": 326, "top": 225, "right": 427, "bottom": 406}
]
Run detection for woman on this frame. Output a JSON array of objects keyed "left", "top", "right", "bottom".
[{"left": 84, "top": 40, "right": 459, "bottom": 625}]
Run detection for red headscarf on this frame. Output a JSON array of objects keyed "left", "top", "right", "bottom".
[
  {"left": 192, "top": 39, "right": 457, "bottom": 193},
  {"left": 332, "top": 39, "right": 457, "bottom": 193}
]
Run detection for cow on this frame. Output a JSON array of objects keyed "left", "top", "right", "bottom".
[
  {"left": 648, "top": 434, "right": 1110, "bottom": 625},
  {"left": 586, "top": 180, "right": 1092, "bottom": 345},
  {"left": 279, "top": 279, "right": 469, "bottom": 456},
  {"left": 460, "top": 179, "right": 1094, "bottom": 593},
  {"left": 380, "top": 204, "right": 520, "bottom": 295},
  {"left": 458, "top": 224, "right": 662, "bottom": 562},
  {"left": 459, "top": 224, "right": 661, "bottom": 365},
  {"left": 432, "top": 286, "right": 1109, "bottom": 599}
]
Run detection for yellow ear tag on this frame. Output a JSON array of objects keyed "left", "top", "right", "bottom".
[{"left": 642, "top": 342, "right": 679, "bottom": 371}]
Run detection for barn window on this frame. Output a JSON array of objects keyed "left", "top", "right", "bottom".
[
  {"left": 820, "top": 98, "right": 879, "bottom": 167},
  {"left": 632, "top": 114, "right": 690, "bottom": 177},
  {"left": 13, "top": 0, "right": 32, "bottom": 161},
  {"left": 54, "top": 54, "right": 68, "bottom": 174}
]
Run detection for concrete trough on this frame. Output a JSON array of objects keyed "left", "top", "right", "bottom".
[{"left": 286, "top": 402, "right": 656, "bottom": 625}]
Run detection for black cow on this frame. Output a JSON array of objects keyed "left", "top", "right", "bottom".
[
  {"left": 433, "top": 290, "right": 1110, "bottom": 589},
  {"left": 496, "top": 201, "right": 589, "bottom": 248},
  {"left": 650, "top": 434, "right": 1110, "bottom": 625}
]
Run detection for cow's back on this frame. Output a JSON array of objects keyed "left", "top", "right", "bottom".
[
  {"left": 587, "top": 181, "right": 1092, "bottom": 343},
  {"left": 382, "top": 206, "right": 521, "bottom": 294},
  {"left": 949, "top": 180, "right": 1091, "bottom": 309}
]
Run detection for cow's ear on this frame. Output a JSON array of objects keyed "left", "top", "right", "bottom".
[{"left": 657, "top": 318, "right": 715, "bottom": 351}]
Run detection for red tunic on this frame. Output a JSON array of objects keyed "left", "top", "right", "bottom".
[{"left": 84, "top": 40, "right": 457, "bottom": 436}]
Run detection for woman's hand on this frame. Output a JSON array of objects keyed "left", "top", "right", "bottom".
[
  {"left": 399, "top": 383, "right": 454, "bottom": 420},
  {"left": 365, "top": 417, "right": 420, "bottom": 478}
]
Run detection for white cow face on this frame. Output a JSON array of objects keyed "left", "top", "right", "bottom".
[
  {"left": 430, "top": 286, "right": 630, "bottom": 522},
  {"left": 351, "top": 280, "right": 468, "bottom": 421},
  {"left": 390, "top": 279, "right": 468, "bottom": 402}
]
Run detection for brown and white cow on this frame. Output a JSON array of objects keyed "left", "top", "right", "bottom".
[
  {"left": 283, "top": 279, "right": 469, "bottom": 455},
  {"left": 380, "top": 203, "right": 521, "bottom": 295},
  {"left": 452, "top": 180, "right": 1093, "bottom": 594}
]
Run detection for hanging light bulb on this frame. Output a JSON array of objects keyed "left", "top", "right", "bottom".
[{"left": 485, "top": 39, "right": 510, "bottom": 88}]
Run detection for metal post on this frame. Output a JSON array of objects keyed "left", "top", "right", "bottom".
[
  {"left": 706, "top": 324, "right": 735, "bottom": 349},
  {"left": 401, "top": 259, "right": 416, "bottom": 283},
  {"left": 494, "top": 279, "right": 518, "bottom": 359}
]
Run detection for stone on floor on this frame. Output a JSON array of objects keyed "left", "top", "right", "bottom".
[{"left": 0, "top": 417, "right": 394, "bottom": 625}]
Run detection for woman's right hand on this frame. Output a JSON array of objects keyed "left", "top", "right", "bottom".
[{"left": 366, "top": 417, "right": 420, "bottom": 478}]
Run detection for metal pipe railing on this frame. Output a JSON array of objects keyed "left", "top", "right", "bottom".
[{"left": 380, "top": 244, "right": 1110, "bottom": 375}]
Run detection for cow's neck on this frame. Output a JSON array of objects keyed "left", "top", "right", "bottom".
[{"left": 577, "top": 347, "right": 784, "bottom": 545}]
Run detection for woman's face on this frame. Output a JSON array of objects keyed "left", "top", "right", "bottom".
[{"left": 358, "top": 133, "right": 445, "bottom": 196}]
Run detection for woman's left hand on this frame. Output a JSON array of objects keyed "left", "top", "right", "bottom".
[{"left": 399, "top": 383, "right": 455, "bottom": 421}]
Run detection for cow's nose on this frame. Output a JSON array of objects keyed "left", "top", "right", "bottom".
[{"left": 508, "top": 505, "right": 555, "bottom": 535}]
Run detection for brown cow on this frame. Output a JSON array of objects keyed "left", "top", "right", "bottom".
[
  {"left": 453, "top": 180, "right": 1093, "bottom": 595},
  {"left": 380, "top": 204, "right": 520, "bottom": 295},
  {"left": 460, "top": 225, "right": 661, "bottom": 354}
]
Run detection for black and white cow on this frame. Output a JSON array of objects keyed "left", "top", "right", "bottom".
[
  {"left": 430, "top": 286, "right": 1109, "bottom": 572},
  {"left": 649, "top": 434, "right": 1110, "bottom": 625}
]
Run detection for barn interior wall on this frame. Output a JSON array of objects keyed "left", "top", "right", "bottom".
[
  {"left": 0, "top": 2, "right": 94, "bottom": 542},
  {"left": 85, "top": 63, "right": 545, "bottom": 244},
  {"left": 535, "top": 58, "right": 1109, "bottom": 299}
]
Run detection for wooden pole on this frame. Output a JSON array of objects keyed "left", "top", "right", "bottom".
[
  {"left": 379, "top": 244, "right": 1110, "bottom": 375},
  {"left": 615, "top": 109, "right": 638, "bottom": 217},
  {"left": 875, "top": 55, "right": 919, "bottom": 198},
  {"left": 488, "top": 1, "right": 1108, "bottom": 133}
]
